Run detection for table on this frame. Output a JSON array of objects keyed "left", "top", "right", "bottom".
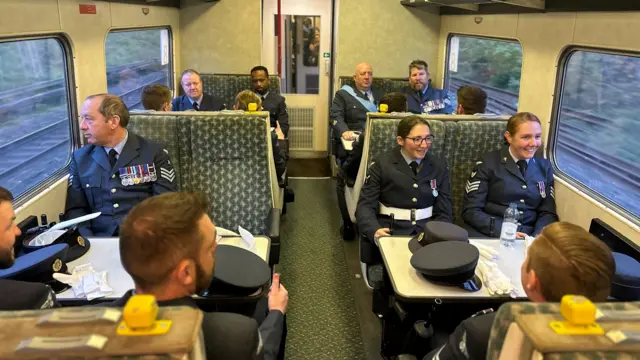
[
  {"left": 376, "top": 236, "right": 527, "bottom": 358},
  {"left": 378, "top": 236, "right": 526, "bottom": 301},
  {"left": 58, "top": 236, "right": 271, "bottom": 302}
]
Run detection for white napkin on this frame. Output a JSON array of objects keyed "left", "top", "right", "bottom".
[
  {"left": 29, "top": 230, "right": 66, "bottom": 246},
  {"left": 53, "top": 263, "right": 113, "bottom": 300},
  {"left": 238, "top": 226, "right": 257, "bottom": 252}
]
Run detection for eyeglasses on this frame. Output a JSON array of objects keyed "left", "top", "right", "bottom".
[{"left": 405, "top": 135, "right": 435, "bottom": 145}]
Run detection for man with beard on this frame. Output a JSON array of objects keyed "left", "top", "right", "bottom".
[
  {"left": 402, "top": 60, "right": 453, "bottom": 115},
  {"left": 172, "top": 69, "right": 226, "bottom": 111},
  {"left": 0, "top": 186, "right": 59, "bottom": 310},
  {"left": 110, "top": 192, "right": 288, "bottom": 360},
  {"left": 250, "top": 66, "right": 289, "bottom": 137}
]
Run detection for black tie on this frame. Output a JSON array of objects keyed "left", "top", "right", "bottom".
[
  {"left": 108, "top": 149, "right": 118, "bottom": 169},
  {"left": 409, "top": 161, "right": 419, "bottom": 175},
  {"left": 517, "top": 160, "right": 528, "bottom": 176},
  {"left": 193, "top": 102, "right": 199, "bottom": 111}
]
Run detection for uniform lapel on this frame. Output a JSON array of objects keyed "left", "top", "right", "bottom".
[
  {"left": 416, "top": 153, "right": 432, "bottom": 180},
  {"left": 408, "top": 89, "right": 421, "bottom": 105},
  {"left": 113, "top": 133, "right": 141, "bottom": 173},
  {"left": 392, "top": 147, "right": 417, "bottom": 179},
  {"left": 200, "top": 94, "right": 211, "bottom": 110},
  {"left": 91, "top": 146, "right": 111, "bottom": 172},
  {"left": 501, "top": 147, "right": 525, "bottom": 182},
  {"left": 182, "top": 95, "right": 191, "bottom": 111},
  {"left": 524, "top": 158, "right": 539, "bottom": 182}
]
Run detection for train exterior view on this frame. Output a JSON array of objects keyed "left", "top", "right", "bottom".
[{"left": 0, "top": 0, "right": 640, "bottom": 359}]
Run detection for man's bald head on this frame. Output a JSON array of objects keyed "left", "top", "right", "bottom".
[{"left": 353, "top": 63, "right": 373, "bottom": 92}]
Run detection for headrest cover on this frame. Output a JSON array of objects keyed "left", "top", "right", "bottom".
[{"left": 409, "top": 221, "right": 469, "bottom": 253}]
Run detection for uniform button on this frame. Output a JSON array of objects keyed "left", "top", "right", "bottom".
[
  {"left": 520, "top": 199, "right": 525, "bottom": 203},
  {"left": 85, "top": 184, "right": 89, "bottom": 188},
  {"left": 412, "top": 198, "right": 417, "bottom": 203},
  {"left": 112, "top": 174, "right": 116, "bottom": 179},
  {"left": 113, "top": 203, "right": 119, "bottom": 208},
  {"left": 411, "top": 221, "right": 416, "bottom": 225},
  {"left": 522, "top": 185, "right": 527, "bottom": 189},
  {"left": 519, "top": 211, "right": 524, "bottom": 214},
  {"left": 111, "top": 189, "right": 116, "bottom": 194},
  {"left": 413, "top": 184, "right": 418, "bottom": 189}
]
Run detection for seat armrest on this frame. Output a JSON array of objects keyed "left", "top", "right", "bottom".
[{"left": 265, "top": 208, "right": 281, "bottom": 265}]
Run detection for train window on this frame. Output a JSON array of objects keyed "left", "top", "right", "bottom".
[
  {"left": 105, "top": 28, "right": 172, "bottom": 110},
  {"left": 445, "top": 35, "right": 522, "bottom": 115},
  {"left": 552, "top": 49, "right": 640, "bottom": 221},
  {"left": 0, "top": 36, "right": 74, "bottom": 201}
]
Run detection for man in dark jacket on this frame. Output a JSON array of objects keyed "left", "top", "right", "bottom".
[
  {"left": 250, "top": 66, "right": 289, "bottom": 137},
  {"left": 172, "top": 69, "right": 226, "bottom": 111},
  {"left": 401, "top": 60, "right": 453, "bottom": 115},
  {"left": 0, "top": 186, "right": 58, "bottom": 310},
  {"left": 112, "top": 192, "right": 288, "bottom": 360}
]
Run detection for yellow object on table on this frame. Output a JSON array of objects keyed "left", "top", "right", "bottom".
[
  {"left": 117, "top": 295, "right": 172, "bottom": 336},
  {"left": 549, "top": 295, "right": 604, "bottom": 335}
]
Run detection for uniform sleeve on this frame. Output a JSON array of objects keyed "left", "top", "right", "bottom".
[
  {"left": 533, "top": 164, "right": 559, "bottom": 235},
  {"left": 423, "top": 313, "right": 493, "bottom": 360},
  {"left": 342, "top": 136, "right": 364, "bottom": 181},
  {"left": 461, "top": 160, "right": 502, "bottom": 237},
  {"left": 356, "top": 160, "right": 383, "bottom": 241},
  {"left": 433, "top": 160, "right": 453, "bottom": 223},
  {"left": 271, "top": 133, "right": 287, "bottom": 180},
  {"left": 257, "top": 310, "right": 285, "bottom": 360},
  {"left": 64, "top": 155, "right": 93, "bottom": 237},
  {"left": 330, "top": 91, "right": 349, "bottom": 138},
  {"left": 171, "top": 97, "right": 181, "bottom": 111},
  {"left": 278, "top": 98, "right": 289, "bottom": 137},
  {"left": 153, "top": 148, "right": 178, "bottom": 194}
]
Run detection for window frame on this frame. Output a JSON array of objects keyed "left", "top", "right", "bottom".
[
  {"left": 443, "top": 33, "right": 523, "bottom": 112},
  {"left": 0, "top": 33, "right": 78, "bottom": 207},
  {"left": 105, "top": 26, "right": 175, "bottom": 105},
  {"left": 549, "top": 45, "right": 640, "bottom": 225}
]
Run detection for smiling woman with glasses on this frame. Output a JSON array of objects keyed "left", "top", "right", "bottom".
[{"left": 356, "top": 115, "right": 454, "bottom": 260}]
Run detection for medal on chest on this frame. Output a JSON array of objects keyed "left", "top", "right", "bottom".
[
  {"left": 430, "top": 179, "right": 439, "bottom": 198},
  {"left": 537, "top": 181, "right": 546, "bottom": 199}
]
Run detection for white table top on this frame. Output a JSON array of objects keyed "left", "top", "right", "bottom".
[
  {"left": 378, "top": 237, "right": 527, "bottom": 301},
  {"left": 58, "top": 236, "right": 271, "bottom": 301}
]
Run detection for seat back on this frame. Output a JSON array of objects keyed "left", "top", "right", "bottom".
[
  {"left": 450, "top": 119, "right": 507, "bottom": 223},
  {"left": 187, "top": 113, "right": 276, "bottom": 234},
  {"left": 488, "top": 301, "right": 640, "bottom": 360},
  {"left": 200, "top": 73, "right": 282, "bottom": 109},
  {"left": 128, "top": 114, "right": 184, "bottom": 190},
  {"left": 337, "top": 76, "right": 407, "bottom": 95}
]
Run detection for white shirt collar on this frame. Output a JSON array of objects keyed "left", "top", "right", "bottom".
[{"left": 188, "top": 95, "right": 203, "bottom": 106}]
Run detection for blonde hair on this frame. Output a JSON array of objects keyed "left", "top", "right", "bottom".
[
  {"left": 235, "top": 90, "right": 262, "bottom": 111},
  {"left": 526, "top": 222, "right": 615, "bottom": 302}
]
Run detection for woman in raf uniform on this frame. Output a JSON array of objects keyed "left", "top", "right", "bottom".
[
  {"left": 356, "top": 116, "right": 453, "bottom": 247},
  {"left": 461, "top": 112, "right": 558, "bottom": 238}
]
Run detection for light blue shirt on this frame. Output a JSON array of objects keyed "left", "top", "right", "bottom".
[
  {"left": 400, "top": 148, "right": 422, "bottom": 165},
  {"left": 187, "top": 95, "right": 203, "bottom": 109},
  {"left": 104, "top": 130, "right": 129, "bottom": 159},
  {"left": 508, "top": 147, "right": 530, "bottom": 164}
]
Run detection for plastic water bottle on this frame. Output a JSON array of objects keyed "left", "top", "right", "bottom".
[{"left": 500, "top": 203, "right": 519, "bottom": 248}]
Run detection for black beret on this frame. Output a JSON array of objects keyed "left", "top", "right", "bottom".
[
  {"left": 611, "top": 252, "right": 640, "bottom": 301},
  {"left": 203, "top": 245, "right": 271, "bottom": 296}
]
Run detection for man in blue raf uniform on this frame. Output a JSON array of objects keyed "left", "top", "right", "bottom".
[
  {"left": 0, "top": 187, "right": 58, "bottom": 310},
  {"left": 172, "top": 69, "right": 226, "bottom": 111},
  {"left": 424, "top": 222, "right": 615, "bottom": 360},
  {"left": 251, "top": 66, "right": 289, "bottom": 137},
  {"left": 462, "top": 112, "right": 558, "bottom": 237},
  {"left": 65, "top": 94, "right": 178, "bottom": 237},
  {"left": 402, "top": 60, "right": 453, "bottom": 115},
  {"left": 330, "top": 62, "right": 383, "bottom": 161}
]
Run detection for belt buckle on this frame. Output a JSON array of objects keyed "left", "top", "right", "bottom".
[{"left": 411, "top": 209, "right": 416, "bottom": 222}]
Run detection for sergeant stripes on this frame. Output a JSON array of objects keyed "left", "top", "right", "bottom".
[
  {"left": 160, "top": 167, "right": 175, "bottom": 183},
  {"left": 466, "top": 180, "right": 480, "bottom": 194}
]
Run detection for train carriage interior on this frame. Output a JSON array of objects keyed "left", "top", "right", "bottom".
[{"left": 1, "top": 0, "right": 640, "bottom": 359}]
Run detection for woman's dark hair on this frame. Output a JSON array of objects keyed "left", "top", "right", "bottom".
[
  {"left": 397, "top": 115, "right": 431, "bottom": 138},
  {"left": 504, "top": 112, "right": 541, "bottom": 145}
]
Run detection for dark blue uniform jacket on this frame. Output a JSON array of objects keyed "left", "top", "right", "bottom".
[
  {"left": 424, "top": 312, "right": 495, "bottom": 360},
  {"left": 330, "top": 85, "right": 383, "bottom": 138},
  {"left": 65, "top": 132, "right": 177, "bottom": 237},
  {"left": 461, "top": 147, "right": 558, "bottom": 237},
  {"left": 171, "top": 93, "right": 226, "bottom": 112},
  {"left": 402, "top": 85, "right": 453, "bottom": 115},
  {"left": 260, "top": 91, "right": 290, "bottom": 137},
  {"left": 356, "top": 147, "right": 453, "bottom": 241}
]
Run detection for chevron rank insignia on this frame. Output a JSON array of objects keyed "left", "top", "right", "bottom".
[
  {"left": 466, "top": 180, "right": 480, "bottom": 194},
  {"left": 68, "top": 174, "right": 73, "bottom": 187},
  {"left": 163, "top": 149, "right": 169, "bottom": 154},
  {"left": 160, "top": 167, "right": 176, "bottom": 183},
  {"left": 550, "top": 185, "right": 555, "bottom": 199}
]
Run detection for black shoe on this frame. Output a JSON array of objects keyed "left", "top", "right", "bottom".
[
  {"left": 284, "top": 188, "right": 295, "bottom": 203},
  {"left": 340, "top": 224, "right": 355, "bottom": 241}
]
